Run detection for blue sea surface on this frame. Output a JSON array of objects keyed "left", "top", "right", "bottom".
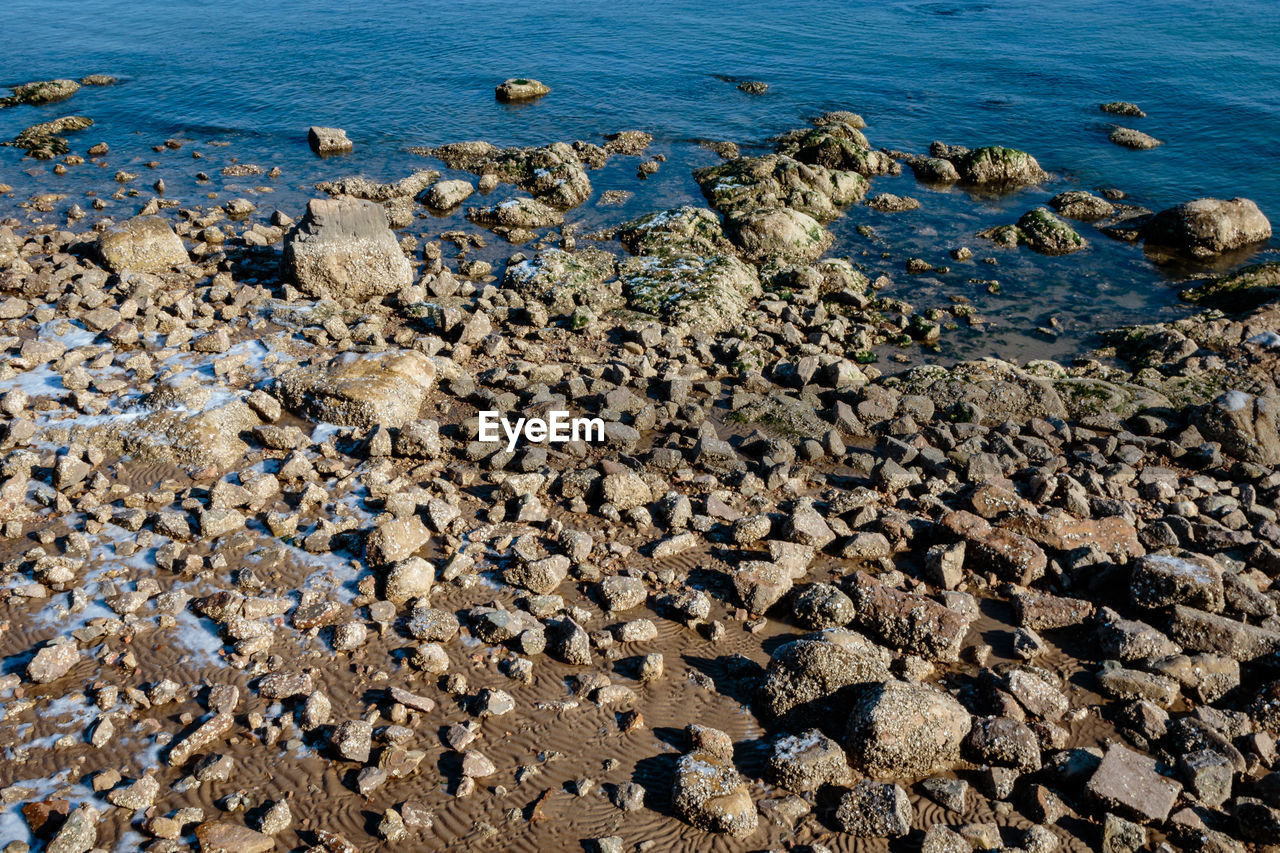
[{"left": 2, "top": 0, "right": 1278, "bottom": 359}]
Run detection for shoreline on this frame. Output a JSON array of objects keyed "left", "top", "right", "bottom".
[{"left": 1, "top": 78, "right": 1279, "bottom": 852}]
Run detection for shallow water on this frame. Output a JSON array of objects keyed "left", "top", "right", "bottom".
[{"left": 2, "top": 0, "right": 1279, "bottom": 361}]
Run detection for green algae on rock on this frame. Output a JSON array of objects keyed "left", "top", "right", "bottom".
[
  {"left": 979, "top": 208, "right": 1085, "bottom": 255},
  {"left": 1181, "top": 262, "right": 1280, "bottom": 311},
  {"left": 694, "top": 154, "right": 868, "bottom": 221},
  {"left": 619, "top": 253, "right": 760, "bottom": 331},
  {"left": 502, "top": 247, "right": 621, "bottom": 313}
]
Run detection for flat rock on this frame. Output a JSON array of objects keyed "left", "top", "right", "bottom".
[{"left": 276, "top": 350, "right": 436, "bottom": 428}]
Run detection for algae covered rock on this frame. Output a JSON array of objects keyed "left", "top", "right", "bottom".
[
  {"left": 694, "top": 154, "right": 867, "bottom": 221},
  {"left": 495, "top": 78, "right": 550, "bottom": 102},
  {"left": 502, "top": 246, "right": 620, "bottom": 312},
  {"left": 617, "top": 206, "right": 733, "bottom": 257},
  {"left": 948, "top": 145, "right": 1048, "bottom": 186},
  {"left": 619, "top": 252, "right": 760, "bottom": 331},
  {"left": 1015, "top": 208, "right": 1086, "bottom": 255},
  {"left": 726, "top": 206, "right": 833, "bottom": 263},
  {"left": 1180, "top": 262, "right": 1280, "bottom": 311}
]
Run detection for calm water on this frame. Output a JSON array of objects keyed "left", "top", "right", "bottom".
[{"left": 3, "top": 0, "right": 1278, "bottom": 361}]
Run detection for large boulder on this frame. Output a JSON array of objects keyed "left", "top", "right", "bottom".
[
  {"left": 502, "top": 247, "right": 620, "bottom": 312},
  {"left": 844, "top": 681, "right": 972, "bottom": 780},
  {"left": 281, "top": 197, "right": 413, "bottom": 301},
  {"left": 276, "top": 350, "right": 436, "bottom": 428},
  {"left": 618, "top": 206, "right": 734, "bottom": 257},
  {"left": 1195, "top": 390, "right": 1280, "bottom": 465},
  {"left": 693, "top": 154, "right": 868, "bottom": 221},
  {"left": 619, "top": 252, "right": 760, "bottom": 332},
  {"left": 97, "top": 216, "right": 189, "bottom": 273},
  {"left": 947, "top": 145, "right": 1048, "bottom": 185},
  {"left": 1143, "top": 198, "right": 1271, "bottom": 258},
  {"left": 758, "top": 629, "right": 892, "bottom": 733},
  {"left": 726, "top": 207, "right": 833, "bottom": 263}
]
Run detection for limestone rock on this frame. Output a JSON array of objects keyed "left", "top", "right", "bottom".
[{"left": 282, "top": 196, "right": 413, "bottom": 301}]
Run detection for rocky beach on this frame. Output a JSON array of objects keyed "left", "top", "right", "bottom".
[{"left": 2, "top": 7, "right": 1280, "bottom": 852}]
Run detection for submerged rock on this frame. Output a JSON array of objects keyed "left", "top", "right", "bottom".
[
  {"left": 1109, "top": 127, "right": 1162, "bottom": 150},
  {"left": 1143, "top": 197, "right": 1272, "bottom": 258},
  {"left": 97, "top": 216, "right": 189, "bottom": 272},
  {"left": 1049, "top": 190, "right": 1115, "bottom": 221},
  {"left": 432, "top": 140, "right": 590, "bottom": 208},
  {"left": 281, "top": 196, "right": 413, "bottom": 301},
  {"left": 495, "top": 78, "right": 550, "bottom": 101},
  {"left": 1101, "top": 101, "right": 1146, "bottom": 117}
]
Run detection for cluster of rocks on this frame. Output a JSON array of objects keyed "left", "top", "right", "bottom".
[{"left": 0, "top": 92, "right": 1277, "bottom": 853}]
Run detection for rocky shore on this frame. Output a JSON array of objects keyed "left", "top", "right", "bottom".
[{"left": 0, "top": 76, "right": 1278, "bottom": 853}]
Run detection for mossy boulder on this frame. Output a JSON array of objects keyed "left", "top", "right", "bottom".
[
  {"left": 502, "top": 247, "right": 621, "bottom": 313},
  {"left": 1016, "top": 208, "right": 1086, "bottom": 255},
  {"left": 619, "top": 252, "right": 761, "bottom": 331},
  {"left": 778, "top": 126, "right": 898, "bottom": 177},
  {"left": 1180, "top": 262, "right": 1280, "bottom": 311},
  {"left": 617, "top": 206, "right": 732, "bottom": 257},
  {"left": 949, "top": 145, "right": 1048, "bottom": 186},
  {"left": 726, "top": 207, "right": 833, "bottom": 263},
  {"left": 980, "top": 209, "right": 1085, "bottom": 255},
  {"left": 1049, "top": 190, "right": 1115, "bottom": 221}
]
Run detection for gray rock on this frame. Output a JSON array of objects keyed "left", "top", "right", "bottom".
[
  {"left": 308, "top": 126, "right": 352, "bottom": 155},
  {"left": 276, "top": 350, "right": 436, "bottom": 429},
  {"left": 671, "top": 742, "right": 758, "bottom": 837},
  {"left": 97, "top": 216, "right": 189, "bottom": 273},
  {"left": 768, "top": 729, "right": 852, "bottom": 792},
  {"left": 832, "top": 780, "right": 912, "bottom": 837},
  {"left": 1195, "top": 390, "right": 1280, "bottom": 466},
  {"left": 758, "top": 629, "right": 892, "bottom": 731},
  {"left": 845, "top": 680, "right": 972, "bottom": 780},
  {"left": 1143, "top": 197, "right": 1272, "bottom": 258},
  {"left": 1109, "top": 127, "right": 1162, "bottom": 150},
  {"left": 1085, "top": 744, "right": 1181, "bottom": 823},
  {"left": 282, "top": 196, "right": 413, "bottom": 300},
  {"left": 1131, "top": 553, "right": 1225, "bottom": 612}
]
